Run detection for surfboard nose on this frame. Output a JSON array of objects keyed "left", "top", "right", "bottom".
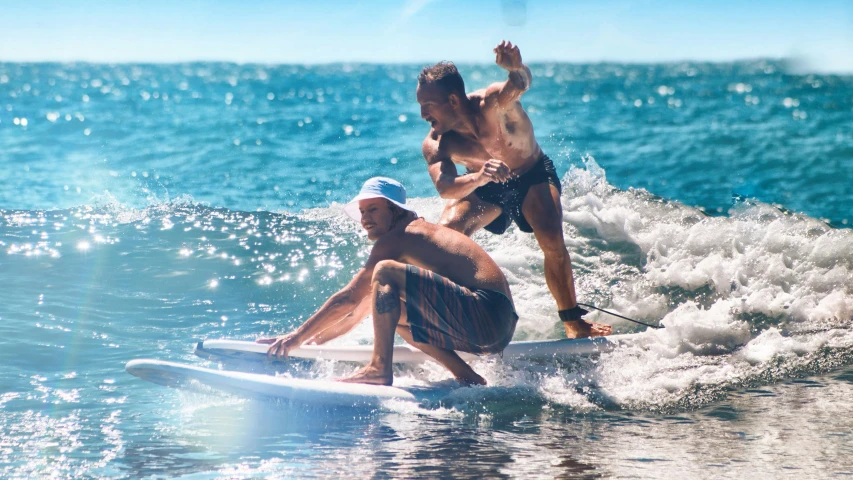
[{"left": 125, "top": 358, "right": 151, "bottom": 375}]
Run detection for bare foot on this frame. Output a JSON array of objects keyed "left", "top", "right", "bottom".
[
  {"left": 563, "top": 319, "right": 613, "bottom": 339},
  {"left": 337, "top": 365, "right": 393, "bottom": 386}
]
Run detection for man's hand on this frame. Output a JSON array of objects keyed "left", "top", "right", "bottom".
[
  {"left": 494, "top": 40, "right": 523, "bottom": 71},
  {"left": 477, "top": 159, "right": 512, "bottom": 185},
  {"left": 256, "top": 332, "right": 302, "bottom": 359}
]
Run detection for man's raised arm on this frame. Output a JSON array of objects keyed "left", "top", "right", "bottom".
[{"left": 488, "top": 40, "right": 532, "bottom": 107}]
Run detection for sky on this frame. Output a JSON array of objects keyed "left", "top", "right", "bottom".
[{"left": 1, "top": 0, "right": 851, "bottom": 71}]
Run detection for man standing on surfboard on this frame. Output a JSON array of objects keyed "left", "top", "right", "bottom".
[
  {"left": 258, "top": 177, "right": 518, "bottom": 386},
  {"left": 416, "top": 41, "right": 611, "bottom": 339}
]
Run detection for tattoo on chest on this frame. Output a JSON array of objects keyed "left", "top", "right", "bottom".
[{"left": 375, "top": 289, "right": 399, "bottom": 314}]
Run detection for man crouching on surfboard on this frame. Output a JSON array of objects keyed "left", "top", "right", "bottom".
[{"left": 257, "top": 177, "right": 517, "bottom": 386}]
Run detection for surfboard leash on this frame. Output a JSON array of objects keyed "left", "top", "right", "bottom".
[{"left": 577, "top": 302, "right": 664, "bottom": 329}]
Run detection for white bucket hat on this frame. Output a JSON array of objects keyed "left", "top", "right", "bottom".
[{"left": 343, "top": 177, "right": 417, "bottom": 220}]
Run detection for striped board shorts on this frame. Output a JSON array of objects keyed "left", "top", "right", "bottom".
[{"left": 404, "top": 265, "right": 518, "bottom": 354}]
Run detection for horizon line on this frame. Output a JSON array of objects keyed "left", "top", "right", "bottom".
[
  {"left": 0, "top": 55, "right": 799, "bottom": 66},
  {"left": 3, "top": 56, "right": 848, "bottom": 75}
]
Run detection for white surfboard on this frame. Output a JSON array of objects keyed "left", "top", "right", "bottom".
[
  {"left": 126, "top": 359, "right": 449, "bottom": 407},
  {"left": 194, "top": 334, "right": 637, "bottom": 364}
]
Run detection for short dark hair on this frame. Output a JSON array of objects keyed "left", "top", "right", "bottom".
[{"left": 418, "top": 61, "right": 466, "bottom": 98}]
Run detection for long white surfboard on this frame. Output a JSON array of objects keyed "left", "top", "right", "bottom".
[
  {"left": 195, "top": 334, "right": 637, "bottom": 364},
  {"left": 126, "top": 359, "right": 449, "bottom": 407}
]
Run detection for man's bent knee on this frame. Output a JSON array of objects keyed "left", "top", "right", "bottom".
[{"left": 373, "top": 260, "right": 406, "bottom": 287}]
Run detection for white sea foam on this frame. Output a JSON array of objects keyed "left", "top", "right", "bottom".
[{"left": 540, "top": 163, "right": 853, "bottom": 409}]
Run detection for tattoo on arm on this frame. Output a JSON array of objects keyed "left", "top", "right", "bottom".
[
  {"left": 375, "top": 289, "right": 399, "bottom": 314},
  {"left": 508, "top": 69, "right": 530, "bottom": 91}
]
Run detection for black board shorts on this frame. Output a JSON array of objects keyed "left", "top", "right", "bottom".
[{"left": 473, "top": 152, "right": 561, "bottom": 234}]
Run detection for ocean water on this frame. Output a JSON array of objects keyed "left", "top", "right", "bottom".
[{"left": 1, "top": 61, "right": 852, "bottom": 478}]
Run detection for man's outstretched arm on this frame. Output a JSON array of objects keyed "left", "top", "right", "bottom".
[
  {"left": 307, "top": 295, "right": 373, "bottom": 344},
  {"left": 258, "top": 235, "right": 403, "bottom": 357},
  {"left": 257, "top": 267, "right": 373, "bottom": 357}
]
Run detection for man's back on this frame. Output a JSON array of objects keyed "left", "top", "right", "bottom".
[{"left": 376, "top": 218, "right": 512, "bottom": 299}]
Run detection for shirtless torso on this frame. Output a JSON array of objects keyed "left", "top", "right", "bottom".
[{"left": 424, "top": 91, "right": 541, "bottom": 177}]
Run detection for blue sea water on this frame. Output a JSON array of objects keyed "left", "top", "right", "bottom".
[{"left": 1, "top": 61, "right": 852, "bottom": 478}]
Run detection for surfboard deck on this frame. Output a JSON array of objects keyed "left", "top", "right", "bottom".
[
  {"left": 195, "top": 334, "right": 635, "bottom": 364},
  {"left": 126, "top": 359, "right": 450, "bottom": 407}
]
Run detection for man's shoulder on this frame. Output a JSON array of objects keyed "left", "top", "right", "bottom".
[
  {"left": 478, "top": 81, "right": 503, "bottom": 98},
  {"left": 422, "top": 130, "right": 463, "bottom": 164},
  {"left": 422, "top": 128, "right": 441, "bottom": 144},
  {"left": 468, "top": 88, "right": 488, "bottom": 103},
  {"left": 479, "top": 81, "right": 526, "bottom": 113},
  {"left": 400, "top": 218, "right": 440, "bottom": 241},
  {"left": 371, "top": 222, "right": 426, "bottom": 256},
  {"left": 406, "top": 219, "right": 464, "bottom": 244},
  {"left": 467, "top": 86, "right": 508, "bottom": 118},
  {"left": 398, "top": 220, "right": 485, "bottom": 260},
  {"left": 370, "top": 229, "right": 405, "bottom": 259}
]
